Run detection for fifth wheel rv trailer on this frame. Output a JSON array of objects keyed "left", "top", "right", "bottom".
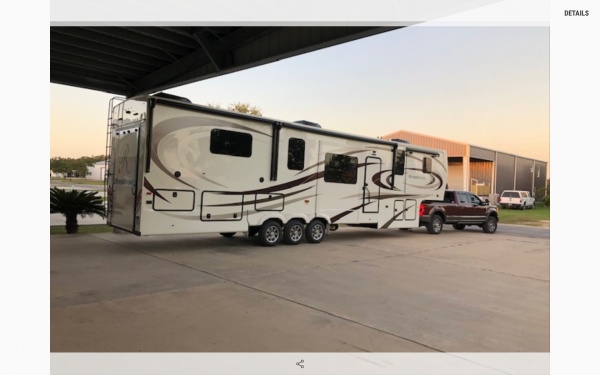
[{"left": 106, "top": 93, "right": 448, "bottom": 246}]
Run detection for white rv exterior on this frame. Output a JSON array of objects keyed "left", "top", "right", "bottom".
[{"left": 106, "top": 94, "right": 448, "bottom": 245}]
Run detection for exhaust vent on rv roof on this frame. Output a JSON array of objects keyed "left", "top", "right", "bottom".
[
  {"left": 391, "top": 138, "right": 410, "bottom": 144},
  {"left": 294, "top": 120, "right": 321, "bottom": 128},
  {"left": 152, "top": 92, "right": 192, "bottom": 103}
]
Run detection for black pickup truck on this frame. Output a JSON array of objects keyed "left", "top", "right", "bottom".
[{"left": 419, "top": 190, "right": 499, "bottom": 234}]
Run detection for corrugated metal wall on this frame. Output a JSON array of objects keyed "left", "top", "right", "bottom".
[
  {"left": 381, "top": 130, "right": 467, "bottom": 157},
  {"left": 381, "top": 131, "right": 548, "bottom": 198},
  {"left": 533, "top": 161, "right": 548, "bottom": 197},
  {"left": 470, "top": 146, "right": 495, "bottom": 161},
  {"left": 496, "top": 152, "right": 516, "bottom": 194},
  {"left": 470, "top": 161, "right": 493, "bottom": 195},
  {"left": 516, "top": 158, "right": 535, "bottom": 193}
]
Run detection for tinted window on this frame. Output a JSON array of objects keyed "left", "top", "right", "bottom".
[
  {"left": 287, "top": 138, "right": 305, "bottom": 170},
  {"left": 458, "top": 193, "right": 470, "bottom": 204},
  {"left": 210, "top": 129, "right": 252, "bottom": 157},
  {"left": 394, "top": 150, "right": 405, "bottom": 175},
  {"left": 470, "top": 194, "right": 482, "bottom": 204},
  {"left": 423, "top": 157, "right": 432, "bottom": 173},
  {"left": 324, "top": 153, "right": 358, "bottom": 184}
]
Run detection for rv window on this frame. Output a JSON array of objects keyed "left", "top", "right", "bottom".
[
  {"left": 210, "top": 129, "right": 252, "bottom": 158},
  {"left": 324, "top": 153, "right": 358, "bottom": 184},
  {"left": 287, "top": 138, "right": 305, "bottom": 170},
  {"left": 422, "top": 157, "right": 432, "bottom": 174},
  {"left": 394, "top": 150, "right": 405, "bottom": 175}
]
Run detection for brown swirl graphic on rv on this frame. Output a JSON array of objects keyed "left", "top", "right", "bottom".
[
  {"left": 151, "top": 116, "right": 270, "bottom": 188},
  {"left": 330, "top": 202, "right": 375, "bottom": 223},
  {"left": 403, "top": 169, "right": 445, "bottom": 190},
  {"left": 372, "top": 169, "right": 444, "bottom": 191},
  {"left": 144, "top": 178, "right": 170, "bottom": 203},
  {"left": 380, "top": 203, "right": 417, "bottom": 229},
  {"left": 162, "top": 193, "right": 318, "bottom": 221},
  {"left": 203, "top": 186, "right": 314, "bottom": 207}
]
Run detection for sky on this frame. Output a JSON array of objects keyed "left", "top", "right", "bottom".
[{"left": 50, "top": 26, "right": 550, "bottom": 167}]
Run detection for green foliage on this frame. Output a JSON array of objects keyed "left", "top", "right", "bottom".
[
  {"left": 207, "top": 102, "right": 263, "bottom": 116},
  {"left": 543, "top": 195, "right": 550, "bottom": 207},
  {"left": 50, "top": 187, "right": 106, "bottom": 234},
  {"left": 50, "top": 155, "right": 105, "bottom": 177}
]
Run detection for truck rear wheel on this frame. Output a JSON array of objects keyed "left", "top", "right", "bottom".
[
  {"left": 259, "top": 220, "right": 282, "bottom": 246},
  {"left": 284, "top": 220, "right": 304, "bottom": 245},
  {"left": 426, "top": 215, "right": 443, "bottom": 235},
  {"left": 306, "top": 220, "right": 325, "bottom": 243},
  {"left": 483, "top": 216, "right": 498, "bottom": 233}
]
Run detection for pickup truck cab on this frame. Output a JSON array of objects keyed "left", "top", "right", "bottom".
[
  {"left": 419, "top": 190, "right": 499, "bottom": 234},
  {"left": 498, "top": 190, "right": 536, "bottom": 210}
]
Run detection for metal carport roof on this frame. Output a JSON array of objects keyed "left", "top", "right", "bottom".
[{"left": 50, "top": 26, "right": 400, "bottom": 98}]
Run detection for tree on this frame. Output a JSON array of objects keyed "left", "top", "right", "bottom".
[
  {"left": 207, "top": 102, "right": 263, "bottom": 116},
  {"left": 51, "top": 155, "right": 105, "bottom": 177},
  {"left": 50, "top": 187, "right": 106, "bottom": 234}
]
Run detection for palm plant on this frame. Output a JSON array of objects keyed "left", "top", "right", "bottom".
[{"left": 50, "top": 187, "right": 106, "bottom": 234}]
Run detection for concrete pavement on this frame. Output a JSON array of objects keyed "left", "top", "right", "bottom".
[{"left": 51, "top": 225, "right": 549, "bottom": 353}]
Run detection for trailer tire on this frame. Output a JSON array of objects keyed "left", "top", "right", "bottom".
[
  {"left": 452, "top": 224, "right": 466, "bottom": 230},
  {"left": 306, "top": 220, "right": 326, "bottom": 243},
  {"left": 219, "top": 232, "right": 236, "bottom": 238},
  {"left": 284, "top": 220, "right": 304, "bottom": 245},
  {"left": 258, "top": 220, "right": 282, "bottom": 246},
  {"left": 483, "top": 216, "right": 498, "bottom": 234},
  {"left": 426, "top": 214, "right": 443, "bottom": 235}
]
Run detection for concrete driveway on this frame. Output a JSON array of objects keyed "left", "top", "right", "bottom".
[{"left": 50, "top": 225, "right": 549, "bottom": 353}]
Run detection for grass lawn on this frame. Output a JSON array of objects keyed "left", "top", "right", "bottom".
[
  {"left": 51, "top": 177, "right": 105, "bottom": 186},
  {"left": 50, "top": 224, "right": 113, "bottom": 235},
  {"left": 498, "top": 205, "right": 550, "bottom": 226}
]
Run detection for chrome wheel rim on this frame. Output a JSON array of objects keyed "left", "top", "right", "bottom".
[
  {"left": 265, "top": 226, "right": 280, "bottom": 243},
  {"left": 290, "top": 224, "right": 303, "bottom": 242},
  {"left": 311, "top": 224, "right": 324, "bottom": 241}
]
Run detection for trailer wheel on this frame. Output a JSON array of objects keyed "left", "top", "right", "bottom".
[
  {"left": 483, "top": 216, "right": 498, "bottom": 233},
  {"left": 306, "top": 220, "right": 326, "bottom": 243},
  {"left": 258, "top": 220, "right": 282, "bottom": 246},
  {"left": 452, "top": 224, "right": 466, "bottom": 230},
  {"left": 426, "top": 215, "right": 443, "bottom": 235},
  {"left": 283, "top": 220, "right": 304, "bottom": 245},
  {"left": 219, "top": 232, "right": 236, "bottom": 238}
]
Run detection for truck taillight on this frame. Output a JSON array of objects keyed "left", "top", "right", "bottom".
[{"left": 419, "top": 204, "right": 425, "bottom": 216}]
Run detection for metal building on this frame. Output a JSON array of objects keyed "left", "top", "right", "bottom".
[{"left": 381, "top": 130, "right": 548, "bottom": 202}]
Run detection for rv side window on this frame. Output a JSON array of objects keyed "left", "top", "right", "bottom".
[
  {"left": 394, "top": 150, "right": 405, "bottom": 175},
  {"left": 210, "top": 129, "right": 252, "bottom": 158},
  {"left": 287, "top": 138, "right": 305, "bottom": 170},
  {"left": 422, "top": 157, "right": 432, "bottom": 174},
  {"left": 324, "top": 153, "right": 358, "bottom": 184}
]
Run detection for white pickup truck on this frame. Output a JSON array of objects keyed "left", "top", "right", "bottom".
[{"left": 498, "top": 190, "right": 536, "bottom": 209}]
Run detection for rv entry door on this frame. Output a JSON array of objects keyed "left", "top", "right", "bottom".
[{"left": 361, "top": 156, "right": 382, "bottom": 214}]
